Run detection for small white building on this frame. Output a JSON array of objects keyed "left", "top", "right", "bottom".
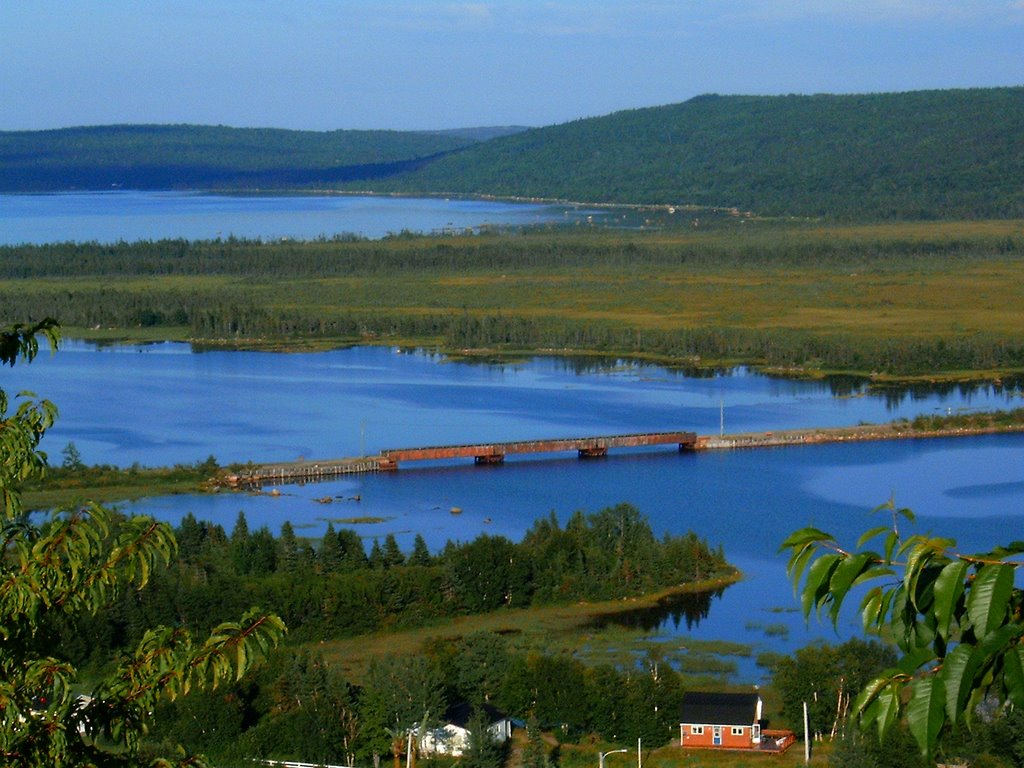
[{"left": 419, "top": 702, "right": 513, "bottom": 757}]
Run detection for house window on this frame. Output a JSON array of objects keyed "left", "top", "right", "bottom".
[
  {"left": 691, "top": 726, "right": 703, "bottom": 735},
  {"left": 731, "top": 726, "right": 745, "bottom": 736}
]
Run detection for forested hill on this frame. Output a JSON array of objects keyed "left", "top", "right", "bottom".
[
  {"left": 0, "top": 124, "right": 504, "bottom": 191},
  {"left": 4, "top": 89, "right": 1023, "bottom": 219},
  {"left": 366, "top": 87, "right": 1024, "bottom": 220}
]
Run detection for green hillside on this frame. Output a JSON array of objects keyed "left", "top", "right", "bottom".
[
  {"left": 0, "top": 124, "right": 477, "bottom": 191},
  {"left": 367, "top": 87, "right": 1024, "bottom": 220},
  {"left": 3, "top": 89, "right": 1022, "bottom": 219}
]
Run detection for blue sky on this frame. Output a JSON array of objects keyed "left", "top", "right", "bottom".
[{"left": 2, "top": 1, "right": 1022, "bottom": 131}]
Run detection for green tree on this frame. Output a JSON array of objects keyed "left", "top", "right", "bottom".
[
  {"left": 0, "top": 320, "right": 286, "bottom": 767},
  {"left": 451, "top": 632, "right": 511, "bottom": 705},
  {"left": 279, "top": 520, "right": 299, "bottom": 574},
  {"left": 771, "top": 638, "right": 896, "bottom": 739},
  {"left": 61, "top": 441, "right": 85, "bottom": 470},
  {"left": 337, "top": 527, "right": 368, "bottom": 571},
  {"left": 319, "top": 522, "right": 342, "bottom": 573},
  {"left": 461, "top": 705, "right": 507, "bottom": 768},
  {"left": 359, "top": 654, "right": 445, "bottom": 762},
  {"left": 382, "top": 533, "right": 405, "bottom": 568},
  {"left": 409, "top": 533, "right": 432, "bottom": 566},
  {"left": 782, "top": 499, "right": 1024, "bottom": 761},
  {"left": 521, "top": 713, "right": 551, "bottom": 768}
]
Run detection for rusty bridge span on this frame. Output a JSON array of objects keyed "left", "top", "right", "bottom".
[
  {"left": 226, "top": 430, "right": 697, "bottom": 488},
  {"left": 381, "top": 430, "right": 698, "bottom": 466}
]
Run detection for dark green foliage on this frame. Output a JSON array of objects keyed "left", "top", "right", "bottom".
[
  {"left": 446, "top": 632, "right": 513, "bottom": 706},
  {"left": 410, "top": 533, "right": 432, "bottom": 566},
  {"left": 783, "top": 503, "right": 1024, "bottom": 760},
  {"left": 368, "top": 87, "right": 1024, "bottom": 220},
  {"left": 461, "top": 706, "right": 508, "bottom": 768},
  {"left": 771, "top": 638, "right": 897, "bottom": 737},
  {"left": 278, "top": 520, "right": 299, "bottom": 574},
  {"left": 318, "top": 522, "right": 342, "bottom": 573},
  {"left": 444, "top": 534, "right": 529, "bottom": 612},
  {"left": 382, "top": 533, "right": 405, "bottom": 568},
  {"left": 359, "top": 654, "right": 446, "bottom": 757},
  {"left": 1, "top": 322, "right": 286, "bottom": 767},
  {"left": 522, "top": 713, "right": 552, "bottom": 768},
  {"left": 6, "top": 89, "right": 1022, "bottom": 220},
  {"left": 49, "top": 504, "right": 727, "bottom": 665},
  {"left": 0, "top": 124, "right": 476, "bottom": 191},
  {"left": 829, "top": 725, "right": 930, "bottom": 768}
]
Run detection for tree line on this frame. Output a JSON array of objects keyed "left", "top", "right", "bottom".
[
  {"left": 3, "top": 231, "right": 1024, "bottom": 377},
  {"left": 52, "top": 504, "right": 731, "bottom": 670}
]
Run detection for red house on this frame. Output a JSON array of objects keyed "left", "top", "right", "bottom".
[{"left": 679, "top": 691, "right": 763, "bottom": 750}]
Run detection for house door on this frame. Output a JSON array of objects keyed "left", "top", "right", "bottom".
[{"left": 713, "top": 726, "right": 722, "bottom": 746}]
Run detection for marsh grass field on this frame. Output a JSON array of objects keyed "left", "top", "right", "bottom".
[
  {"left": 311, "top": 576, "right": 744, "bottom": 684},
  {"left": 3, "top": 218, "right": 1023, "bottom": 378}
]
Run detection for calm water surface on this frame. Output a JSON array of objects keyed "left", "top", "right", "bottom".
[
  {"left": 10, "top": 342, "right": 1024, "bottom": 681},
  {"left": 0, "top": 191, "right": 603, "bottom": 244}
]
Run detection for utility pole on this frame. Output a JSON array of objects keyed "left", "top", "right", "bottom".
[{"left": 803, "top": 700, "right": 810, "bottom": 764}]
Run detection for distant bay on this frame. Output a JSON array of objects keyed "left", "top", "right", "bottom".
[{"left": 0, "top": 191, "right": 602, "bottom": 245}]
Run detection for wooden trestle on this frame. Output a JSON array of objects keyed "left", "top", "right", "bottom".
[
  {"left": 223, "top": 430, "right": 697, "bottom": 488},
  {"left": 380, "top": 431, "right": 698, "bottom": 466}
]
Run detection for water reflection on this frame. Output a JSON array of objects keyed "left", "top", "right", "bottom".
[{"left": 587, "top": 586, "right": 729, "bottom": 632}]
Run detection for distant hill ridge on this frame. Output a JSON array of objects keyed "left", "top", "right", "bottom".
[
  {"left": 3, "top": 87, "right": 1022, "bottom": 220},
  {"left": 368, "top": 87, "right": 1024, "bottom": 220},
  {"left": 0, "top": 123, "right": 493, "bottom": 191}
]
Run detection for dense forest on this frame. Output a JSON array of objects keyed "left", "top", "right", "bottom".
[
  {"left": 0, "top": 124, "right": 512, "bottom": 190},
  {"left": 4, "top": 88, "right": 1023, "bottom": 219},
  {"left": 368, "top": 88, "right": 1024, "bottom": 220},
  {"left": 2, "top": 227, "right": 1023, "bottom": 377},
  {"left": 56, "top": 503, "right": 731, "bottom": 668},
  {"left": 43, "top": 504, "right": 730, "bottom": 765}
]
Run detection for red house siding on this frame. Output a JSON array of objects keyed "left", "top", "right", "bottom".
[{"left": 680, "top": 723, "right": 756, "bottom": 749}]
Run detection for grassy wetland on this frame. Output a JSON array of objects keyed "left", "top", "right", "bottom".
[
  {"left": 13, "top": 218, "right": 1024, "bottom": 514},
  {"left": 3, "top": 218, "right": 1023, "bottom": 380}
]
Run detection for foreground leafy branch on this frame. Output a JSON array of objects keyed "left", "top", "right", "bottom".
[
  {"left": 1, "top": 322, "right": 286, "bottom": 767},
  {"left": 781, "top": 499, "right": 1024, "bottom": 760}
]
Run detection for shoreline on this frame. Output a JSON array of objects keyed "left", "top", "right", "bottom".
[{"left": 60, "top": 330, "right": 1024, "bottom": 389}]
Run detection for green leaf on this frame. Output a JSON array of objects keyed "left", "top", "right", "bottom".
[
  {"left": 857, "top": 678, "right": 902, "bottom": 743},
  {"left": 786, "top": 544, "right": 817, "bottom": 593},
  {"left": 896, "top": 646, "right": 937, "bottom": 675},
  {"left": 932, "top": 560, "right": 968, "bottom": 641},
  {"left": 801, "top": 553, "right": 841, "bottom": 621},
  {"left": 966, "top": 564, "right": 1014, "bottom": 640},
  {"left": 857, "top": 526, "right": 893, "bottom": 549},
  {"left": 827, "top": 552, "right": 873, "bottom": 625},
  {"left": 861, "top": 586, "right": 884, "bottom": 633},
  {"left": 906, "top": 675, "right": 945, "bottom": 759},
  {"left": 941, "top": 643, "right": 982, "bottom": 726},
  {"left": 1004, "top": 645, "right": 1024, "bottom": 709}
]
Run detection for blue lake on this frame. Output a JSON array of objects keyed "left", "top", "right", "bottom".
[
  {"left": 9, "top": 342, "right": 1024, "bottom": 681},
  {"left": 0, "top": 191, "right": 603, "bottom": 244}
]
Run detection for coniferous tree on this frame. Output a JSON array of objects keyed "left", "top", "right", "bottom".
[
  {"left": 383, "top": 533, "right": 405, "bottom": 568},
  {"left": 409, "top": 533, "right": 432, "bottom": 566},
  {"left": 319, "top": 522, "right": 342, "bottom": 573},
  {"left": 230, "top": 510, "right": 251, "bottom": 573},
  {"left": 278, "top": 520, "right": 299, "bottom": 574},
  {"left": 337, "top": 528, "right": 368, "bottom": 571},
  {"left": 368, "top": 538, "right": 386, "bottom": 570}
]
